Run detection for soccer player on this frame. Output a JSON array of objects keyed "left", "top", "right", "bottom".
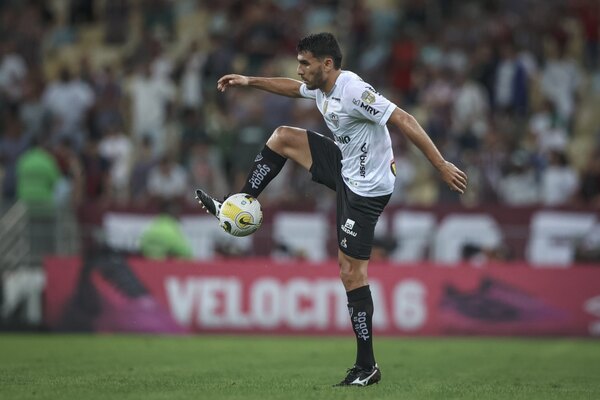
[{"left": 195, "top": 33, "right": 467, "bottom": 386}]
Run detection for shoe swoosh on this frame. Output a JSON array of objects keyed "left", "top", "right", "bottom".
[{"left": 350, "top": 369, "right": 378, "bottom": 386}]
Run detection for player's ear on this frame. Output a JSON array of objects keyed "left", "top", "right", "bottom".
[{"left": 323, "top": 57, "right": 334, "bottom": 71}]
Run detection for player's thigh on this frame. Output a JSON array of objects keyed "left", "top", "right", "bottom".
[
  {"left": 337, "top": 187, "right": 391, "bottom": 260},
  {"left": 266, "top": 126, "right": 312, "bottom": 170},
  {"left": 305, "top": 130, "right": 341, "bottom": 191}
]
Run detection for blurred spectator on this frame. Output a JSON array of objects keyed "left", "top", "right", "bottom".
[
  {"left": 203, "top": 33, "right": 236, "bottom": 104},
  {"left": 388, "top": 136, "right": 416, "bottom": 205},
  {"left": 494, "top": 40, "right": 529, "bottom": 116},
  {"left": 527, "top": 100, "right": 569, "bottom": 155},
  {"left": 178, "top": 40, "right": 206, "bottom": 110},
  {"left": 69, "top": 0, "right": 96, "bottom": 25},
  {"left": 139, "top": 200, "right": 192, "bottom": 260},
  {"left": 146, "top": 155, "right": 187, "bottom": 203},
  {"left": 540, "top": 150, "right": 579, "bottom": 206},
  {"left": 15, "top": 138, "right": 60, "bottom": 207},
  {"left": 52, "top": 137, "right": 84, "bottom": 207},
  {"left": 126, "top": 62, "right": 176, "bottom": 155},
  {"left": 420, "top": 65, "right": 454, "bottom": 144},
  {"left": 572, "top": 0, "right": 599, "bottom": 71},
  {"left": 540, "top": 39, "right": 582, "bottom": 128},
  {"left": 0, "top": 39, "right": 27, "bottom": 102},
  {"left": 141, "top": 0, "right": 175, "bottom": 41},
  {"left": 42, "top": 66, "right": 95, "bottom": 149},
  {"left": 103, "top": 0, "right": 130, "bottom": 45},
  {"left": 130, "top": 135, "right": 158, "bottom": 204},
  {"left": 19, "top": 73, "right": 49, "bottom": 140},
  {"left": 234, "top": 2, "right": 283, "bottom": 75},
  {"left": 451, "top": 66, "right": 490, "bottom": 150},
  {"left": 80, "top": 136, "right": 111, "bottom": 203},
  {"left": 98, "top": 124, "right": 132, "bottom": 203},
  {"left": 497, "top": 151, "right": 539, "bottom": 206},
  {"left": 0, "top": 107, "right": 31, "bottom": 200},
  {"left": 475, "top": 129, "right": 508, "bottom": 203},
  {"left": 179, "top": 108, "right": 208, "bottom": 164},
  {"left": 92, "top": 65, "right": 124, "bottom": 137},
  {"left": 187, "top": 139, "right": 227, "bottom": 204}
]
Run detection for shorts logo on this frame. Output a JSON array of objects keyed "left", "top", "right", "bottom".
[
  {"left": 341, "top": 219, "right": 358, "bottom": 237},
  {"left": 361, "top": 90, "right": 376, "bottom": 104},
  {"left": 352, "top": 98, "right": 361, "bottom": 106},
  {"left": 340, "top": 237, "right": 348, "bottom": 248},
  {"left": 390, "top": 160, "right": 397, "bottom": 176}
]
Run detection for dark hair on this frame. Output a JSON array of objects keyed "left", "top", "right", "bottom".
[{"left": 297, "top": 32, "right": 342, "bottom": 69}]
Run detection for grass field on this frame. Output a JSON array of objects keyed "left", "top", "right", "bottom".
[{"left": 1, "top": 335, "right": 599, "bottom": 400}]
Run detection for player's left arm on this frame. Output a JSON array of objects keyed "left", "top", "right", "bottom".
[{"left": 387, "top": 107, "right": 468, "bottom": 194}]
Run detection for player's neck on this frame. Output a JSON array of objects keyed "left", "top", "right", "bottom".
[{"left": 322, "top": 70, "right": 342, "bottom": 95}]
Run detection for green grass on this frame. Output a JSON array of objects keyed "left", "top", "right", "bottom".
[{"left": 1, "top": 335, "right": 599, "bottom": 400}]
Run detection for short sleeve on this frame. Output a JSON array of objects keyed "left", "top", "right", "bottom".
[
  {"left": 299, "top": 83, "right": 317, "bottom": 99},
  {"left": 343, "top": 82, "right": 396, "bottom": 126}
]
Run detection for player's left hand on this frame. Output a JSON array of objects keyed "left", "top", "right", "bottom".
[{"left": 439, "top": 161, "right": 468, "bottom": 194}]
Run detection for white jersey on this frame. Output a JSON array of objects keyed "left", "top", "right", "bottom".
[{"left": 299, "top": 71, "right": 396, "bottom": 197}]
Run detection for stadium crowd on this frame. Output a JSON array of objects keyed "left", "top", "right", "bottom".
[{"left": 1, "top": 0, "right": 599, "bottom": 212}]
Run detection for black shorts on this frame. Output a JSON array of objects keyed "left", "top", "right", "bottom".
[{"left": 307, "top": 130, "right": 391, "bottom": 260}]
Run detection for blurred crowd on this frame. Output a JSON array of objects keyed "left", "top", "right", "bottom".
[{"left": 1, "top": 0, "right": 600, "bottom": 212}]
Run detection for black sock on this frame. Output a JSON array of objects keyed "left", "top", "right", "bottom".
[
  {"left": 240, "top": 145, "right": 287, "bottom": 198},
  {"left": 347, "top": 285, "right": 375, "bottom": 369}
]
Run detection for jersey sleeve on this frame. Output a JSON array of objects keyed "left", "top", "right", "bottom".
[
  {"left": 299, "top": 83, "right": 317, "bottom": 99},
  {"left": 344, "top": 82, "right": 396, "bottom": 126}
]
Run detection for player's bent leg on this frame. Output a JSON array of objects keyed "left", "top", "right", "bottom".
[
  {"left": 266, "top": 126, "right": 313, "bottom": 171},
  {"left": 195, "top": 126, "right": 311, "bottom": 214},
  {"left": 235, "top": 126, "right": 312, "bottom": 199}
]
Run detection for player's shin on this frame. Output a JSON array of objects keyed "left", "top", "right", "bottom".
[
  {"left": 241, "top": 145, "right": 287, "bottom": 198},
  {"left": 347, "top": 285, "right": 376, "bottom": 369}
]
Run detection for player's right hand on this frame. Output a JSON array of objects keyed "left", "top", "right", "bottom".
[{"left": 217, "top": 74, "right": 249, "bottom": 92}]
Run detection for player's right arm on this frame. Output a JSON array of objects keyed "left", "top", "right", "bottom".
[{"left": 217, "top": 74, "right": 303, "bottom": 98}]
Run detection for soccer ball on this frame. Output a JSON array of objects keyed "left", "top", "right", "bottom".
[{"left": 219, "top": 193, "right": 263, "bottom": 237}]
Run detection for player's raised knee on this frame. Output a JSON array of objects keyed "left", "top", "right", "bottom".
[{"left": 267, "top": 126, "right": 300, "bottom": 155}]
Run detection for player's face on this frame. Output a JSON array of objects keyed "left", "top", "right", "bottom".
[{"left": 297, "top": 51, "right": 326, "bottom": 90}]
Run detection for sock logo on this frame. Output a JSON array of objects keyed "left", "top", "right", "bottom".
[
  {"left": 254, "top": 153, "right": 263, "bottom": 162},
  {"left": 352, "top": 311, "right": 370, "bottom": 341},
  {"left": 249, "top": 163, "right": 271, "bottom": 189},
  {"left": 347, "top": 306, "right": 354, "bottom": 317}
]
